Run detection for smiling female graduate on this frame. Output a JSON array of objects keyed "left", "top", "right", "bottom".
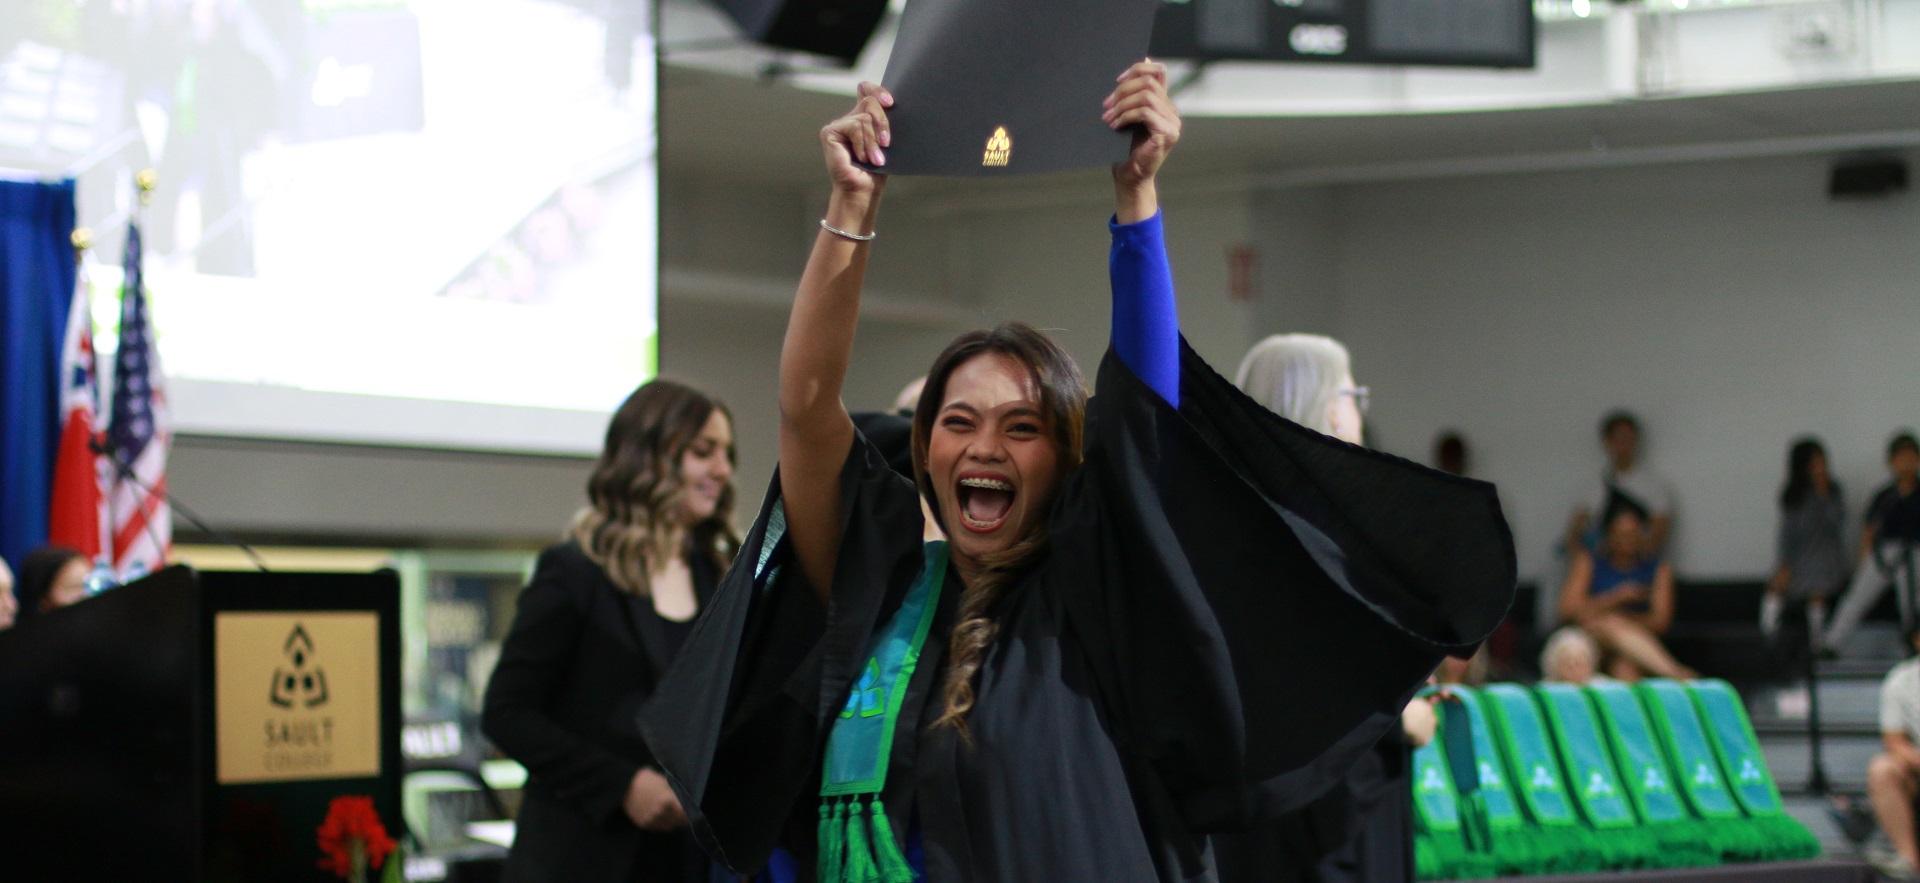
[{"left": 640, "top": 62, "right": 1516, "bottom": 882}]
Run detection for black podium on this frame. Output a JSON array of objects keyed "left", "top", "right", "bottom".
[{"left": 0, "top": 565, "right": 402, "bottom": 881}]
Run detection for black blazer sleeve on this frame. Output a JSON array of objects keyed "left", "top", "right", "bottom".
[{"left": 482, "top": 546, "right": 641, "bottom": 825}]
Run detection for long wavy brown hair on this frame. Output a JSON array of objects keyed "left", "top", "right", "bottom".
[
  {"left": 912, "top": 323, "right": 1088, "bottom": 736},
  {"left": 570, "top": 379, "right": 740, "bottom": 595}
]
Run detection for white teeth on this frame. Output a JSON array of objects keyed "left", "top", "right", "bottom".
[{"left": 958, "top": 477, "right": 1013, "bottom": 491}]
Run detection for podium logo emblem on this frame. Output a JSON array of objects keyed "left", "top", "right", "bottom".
[
  {"left": 982, "top": 127, "right": 1011, "bottom": 167},
  {"left": 269, "top": 623, "right": 331, "bottom": 709}
]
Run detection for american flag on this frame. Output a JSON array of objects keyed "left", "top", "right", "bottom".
[{"left": 106, "top": 222, "right": 170, "bottom": 581}]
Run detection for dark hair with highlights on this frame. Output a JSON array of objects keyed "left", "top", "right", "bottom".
[
  {"left": 570, "top": 379, "right": 739, "bottom": 595},
  {"left": 911, "top": 323, "right": 1087, "bottom": 737}
]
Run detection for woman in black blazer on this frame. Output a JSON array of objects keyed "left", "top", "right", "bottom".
[{"left": 483, "top": 380, "right": 738, "bottom": 882}]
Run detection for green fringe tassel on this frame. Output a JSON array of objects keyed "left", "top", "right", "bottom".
[
  {"left": 1417, "top": 812, "right": 1816, "bottom": 877},
  {"left": 820, "top": 801, "right": 847, "bottom": 883},
  {"left": 1415, "top": 830, "right": 1500, "bottom": 880},
  {"left": 1642, "top": 820, "right": 1719, "bottom": 868},
  {"left": 844, "top": 800, "right": 882, "bottom": 883},
  {"left": 1486, "top": 824, "right": 1581, "bottom": 875},
  {"left": 1695, "top": 815, "right": 1781, "bottom": 862},
  {"left": 1414, "top": 835, "right": 1442, "bottom": 880},
  {"left": 1458, "top": 793, "right": 1495, "bottom": 855},
  {"left": 868, "top": 799, "right": 916, "bottom": 883},
  {"left": 1749, "top": 813, "right": 1822, "bottom": 860}
]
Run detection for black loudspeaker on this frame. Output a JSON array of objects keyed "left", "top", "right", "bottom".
[
  {"left": 1829, "top": 157, "right": 1908, "bottom": 199},
  {"left": 715, "top": 0, "right": 889, "bottom": 65}
]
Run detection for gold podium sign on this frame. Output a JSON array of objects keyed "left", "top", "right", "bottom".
[{"left": 215, "top": 612, "right": 381, "bottom": 784}]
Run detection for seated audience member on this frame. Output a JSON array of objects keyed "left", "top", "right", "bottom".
[
  {"left": 0, "top": 556, "right": 15, "bottom": 631},
  {"left": 1539, "top": 626, "right": 1602, "bottom": 684},
  {"left": 1867, "top": 626, "right": 1920, "bottom": 880},
  {"left": 1827, "top": 432, "right": 1920, "bottom": 654},
  {"left": 15, "top": 546, "right": 90, "bottom": 624},
  {"left": 1559, "top": 494, "right": 1696, "bottom": 681},
  {"left": 1565, "top": 410, "right": 1676, "bottom": 557},
  {"left": 1764, "top": 437, "right": 1847, "bottom": 638},
  {"left": 1434, "top": 431, "right": 1469, "bottom": 477}
]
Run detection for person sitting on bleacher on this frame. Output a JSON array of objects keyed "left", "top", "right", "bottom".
[
  {"left": 1558, "top": 492, "right": 1697, "bottom": 681},
  {"left": 1763, "top": 437, "right": 1847, "bottom": 640},
  {"left": 1866, "top": 625, "right": 1920, "bottom": 880},
  {"left": 1539, "top": 626, "right": 1603, "bottom": 684},
  {"left": 1826, "top": 432, "right": 1920, "bottom": 656}
]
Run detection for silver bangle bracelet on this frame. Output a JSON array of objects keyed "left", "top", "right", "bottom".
[{"left": 819, "top": 218, "right": 877, "bottom": 242}]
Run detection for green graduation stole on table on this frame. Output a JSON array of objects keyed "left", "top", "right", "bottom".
[
  {"left": 1536, "top": 684, "right": 1636, "bottom": 831},
  {"left": 817, "top": 541, "right": 948, "bottom": 883}
]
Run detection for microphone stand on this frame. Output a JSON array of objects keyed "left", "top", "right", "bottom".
[{"left": 92, "top": 437, "right": 272, "bottom": 574}]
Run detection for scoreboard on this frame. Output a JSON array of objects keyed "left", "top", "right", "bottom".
[{"left": 1149, "top": 0, "right": 1536, "bottom": 68}]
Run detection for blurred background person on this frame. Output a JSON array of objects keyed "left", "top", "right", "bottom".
[
  {"left": 1865, "top": 625, "right": 1920, "bottom": 879},
  {"left": 1216, "top": 332, "right": 1431, "bottom": 883},
  {"left": 1827, "top": 433, "right": 1920, "bottom": 656},
  {"left": 482, "top": 379, "right": 738, "bottom": 883},
  {"left": 1559, "top": 494, "right": 1694, "bottom": 681},
  {"left": 13, "top": 546, "right": 90, "bottom": 625},
  {"left": 1434, "top": 430, "right": 1469, "bottom": 477},
  {"left": 1539, "top": 626, "right": 1602, "bottom": 684},
  {"left": 1763, "top": 437, "right": 1847, "bottom": 640},
  {"left": 1566, "top": 411, "right": 1675, "bottom": 557}
]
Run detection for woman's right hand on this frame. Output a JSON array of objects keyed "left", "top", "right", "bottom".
[{"left": 820, "top": 82, "right": 893, "bottom": 197}]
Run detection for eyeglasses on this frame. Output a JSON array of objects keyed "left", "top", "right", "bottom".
[{"left": 1336, "top": 385, "right": 1371, "bottom": 416}]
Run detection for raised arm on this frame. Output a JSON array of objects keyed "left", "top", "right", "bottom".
[
  {"left": 780, "top": 83, "right": 893, "bottom": 606},
  {"left": 1105, "top": 61, "right": 1182, "bottom": 406}
]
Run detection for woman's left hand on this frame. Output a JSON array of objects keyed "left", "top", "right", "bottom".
[{"left": 1105, "top": 60, "right": 1180, "bottom": 192}]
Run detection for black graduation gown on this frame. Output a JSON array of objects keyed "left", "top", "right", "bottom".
[
  {"left": 482, "top": 541, "right": 717, "bottom": 883},
  {"left": 640, "top": 339, "right": 1514, "bottom": 881},
  {"left": 1212, "top": 734, "right": 1415, "bottom": 883}
]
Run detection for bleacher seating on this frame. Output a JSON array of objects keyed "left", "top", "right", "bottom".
[
  {"left": 1509, "top": 571, "right": 1911, "bottom": 856},
  {"left": 1414, "top": 680, "right": 1821, "bottom": 880}
]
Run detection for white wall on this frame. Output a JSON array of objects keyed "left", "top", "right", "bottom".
[{"left": 1261, "top": 151, "right": 1920, "bottom": 584}]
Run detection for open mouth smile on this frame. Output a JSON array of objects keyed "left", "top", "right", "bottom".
[{"left": 955, "top": 472, "right": 1016, "bottom": 534}]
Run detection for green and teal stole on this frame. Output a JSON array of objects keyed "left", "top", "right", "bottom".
[
  {"left": 816, "top": 541, "right": 949, "bottom": 883},
  {"left": 1449, "top": 686, "right": 1581, "bottom": 876},
  {"left": 1536, "top": 683, "right": 1663, "bottom": 871},
  {"left": 1410, "top": 697, "right": 1498, "bottom": 881},
  {"left": 1686, "top": 679, "right": 1822, "bottom": 860},
  {"left": 1584, "top": 681, "right": 1718, "bottom": 869},
  {"left": 1481, "top": 684, "right": 1604, "bottom": 872},
  {"left": 1637, "top": 678, "right": 1820, "bottom": 862}
]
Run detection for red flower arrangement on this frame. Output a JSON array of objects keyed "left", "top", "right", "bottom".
[{"left": 316, "top": 795, "right": 397, "bottom": 883}]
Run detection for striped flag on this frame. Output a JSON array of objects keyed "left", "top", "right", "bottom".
[
  {"left": 46, "top": 262, "right": 109, "bottom": 562},
  {"left": 106, "top": 222, "right": 171, "bottom": 581}
]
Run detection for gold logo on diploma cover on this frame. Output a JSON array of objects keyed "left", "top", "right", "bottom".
[{"left": 982, "top": 127, "right": 1011, "bottom": 167}]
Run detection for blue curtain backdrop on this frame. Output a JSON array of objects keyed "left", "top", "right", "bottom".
[{"left": 0, "top": 179, "right": 77, "bottom": 571}]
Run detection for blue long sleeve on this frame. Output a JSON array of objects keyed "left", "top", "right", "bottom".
[{"left": 1109, "top": 211, "right": 1180, "bottom": 407}]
